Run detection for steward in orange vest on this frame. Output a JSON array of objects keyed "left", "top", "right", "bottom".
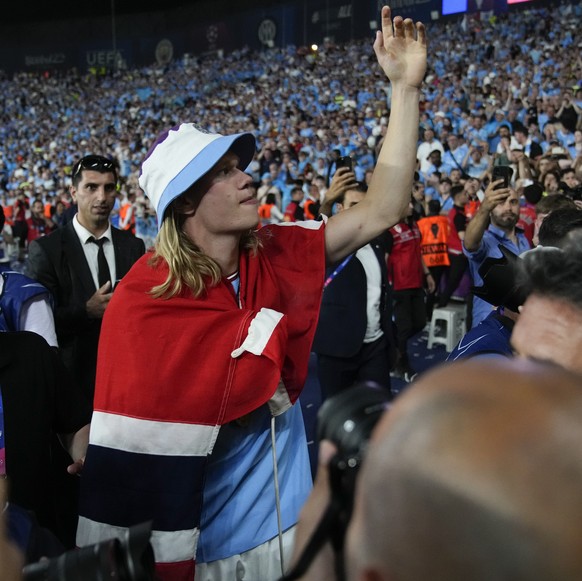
[
  {"left": 119, "top": 193, "right": 136, "bottom": 234},
  {"left": 257, "top": 193, "right": 283, "bottom": 228},
  {"left": 417, "top": 210, "right": 450, "bottom": 268}
]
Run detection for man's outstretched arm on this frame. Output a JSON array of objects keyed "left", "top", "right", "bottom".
[{"left": 324, "top": 6, "right": 427, "bottom": 264}]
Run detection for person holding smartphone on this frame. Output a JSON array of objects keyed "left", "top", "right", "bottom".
[{"left": 463, "top": 177, "right": 530, "bottom": 328}]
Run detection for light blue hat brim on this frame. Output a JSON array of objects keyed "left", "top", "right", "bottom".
[{"left": 156, "top": 132, "right": 256, "bottom": 227}]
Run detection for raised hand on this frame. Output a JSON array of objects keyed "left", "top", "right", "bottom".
[
  {"left": 327, "top": 167, "right": 358, "bottom": 203},
  {"left": 320, "top": 167, "right": 358, "bottom": 216},
  {"left": 481, "top": 179, "right": 512, "bottom": 212},
  {"left": 373, "top": 5, "right": 427, "bottom": 90}
]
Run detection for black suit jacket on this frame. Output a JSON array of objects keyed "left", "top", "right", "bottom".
[
  {"left": 0, "top": 332, "right": 91, "bottom": 536},
  {"left": 27, "top": 222, "right": 145, "bottom": 398},
  {"left": 312, "top": 236, "right": 393, "bottom": 358}
]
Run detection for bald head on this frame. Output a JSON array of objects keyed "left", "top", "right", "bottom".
[{"left": 347, "top": 359, "right": 582, "bottom": 581}]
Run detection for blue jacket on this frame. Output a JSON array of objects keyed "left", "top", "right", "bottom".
[
  {"left": 448, "top": 309, "right": 514, "bottom": 361},
  {"left": 0, "top": 267, "right": 53, "bottom": 333}
]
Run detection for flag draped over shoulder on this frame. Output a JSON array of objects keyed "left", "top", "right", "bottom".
[{"left": 78, "top": 221, "right": 326, "bottom": 581}]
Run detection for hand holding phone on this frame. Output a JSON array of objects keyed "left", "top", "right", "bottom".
[
  {"left": 336, "top": 156, "right": 353, "bottom": 172},
  {"left": 492, "top": 165, "right": 513, "bottom": 190},
  {"left": 483, "top": 173, "right": 513, "bottom": 213}
]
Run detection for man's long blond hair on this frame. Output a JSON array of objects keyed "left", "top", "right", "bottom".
[{"left": 149, "top": 197, "right": 260, "bottom": 299}]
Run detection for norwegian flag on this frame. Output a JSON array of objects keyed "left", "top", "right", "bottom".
[{"left": 78, "top": 221, "right": 326, "bottom": 580}]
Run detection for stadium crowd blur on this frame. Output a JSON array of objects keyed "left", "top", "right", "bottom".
[
  {"left": 2, "top": 3, "right": 580, "bottom": 365},
  {"left": 1, "top": 3, "right": 581, "bottom": 257},
  {"left": 1, "top": 1, "right": 582, "bottom": 572}
]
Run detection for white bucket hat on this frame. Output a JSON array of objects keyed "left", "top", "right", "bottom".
[{"left": 139, "top": 123, "right": 256, "bottom": 227}]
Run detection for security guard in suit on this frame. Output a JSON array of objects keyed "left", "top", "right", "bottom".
[
  {"left": 28, "top": 155, "right": 145, "bottom": 400},
  {"left": 312, "top": 185, "right": 394, "bottom": 399}
]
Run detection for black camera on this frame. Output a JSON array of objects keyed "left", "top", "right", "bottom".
[
  {"left": 283, "top": 383, "right": 391, "bottom": 581},
  {"left": 23, "top": 522, "right": 155, "bottom": 581},
  {"left": 317, "top": 382, "right": 391, "bottom": 513}
]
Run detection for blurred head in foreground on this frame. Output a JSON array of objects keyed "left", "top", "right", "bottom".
[{"left": 346, "top": 359, "right": 582, "bottom": 581}]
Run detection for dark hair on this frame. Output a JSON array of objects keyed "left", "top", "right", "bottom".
[
  {"left": 541, "top": 169, "right": 561, "bottom": 189},
  {"left": 428, "top": 199, "right": 441, "bottom": 215},
  {"left": 536, "top": 194, "right": 576, "bottom": 215},
  {"left": 71, "top": 155, "right": 118, "bottom": 187},
  {"left": 451, "top": 185, "right": 465, "bottom": 198},
  {"left": 518, "top": 234, "right": 582, "bottom": 310},
  {"left": 523, "top": 182, "right": 544, "bottom": 205},
  {"left": 538, "top": 208, "right": 582, "bottom": 247},
  {"left": 337, "top": 183, "right": 367, "bottom": 205}
]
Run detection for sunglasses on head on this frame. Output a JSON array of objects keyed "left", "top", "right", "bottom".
[{"left": 72, "top": 155, "right": 116, "bottom": 179}]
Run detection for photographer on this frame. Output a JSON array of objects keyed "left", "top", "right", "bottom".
[{"left": 291, "top": 359, "right": 582, "bottom": 580}]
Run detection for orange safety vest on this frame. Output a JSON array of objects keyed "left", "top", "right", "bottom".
[
  {"left": 119, "top": 202, "right": 135, "bottom": 232},
  {"left": 258, "top": 203, "right": 272, "bottom": 220},
  {"left": 417, "top": 215, "right": 450, "bottom": 267},
  {"left": 303, "top": 198, "right": 319, "bottom": 220},
  {"left": 3, "top": 204, "right": 13, "bottom": 226},
  {"left": 465, "top": 200, "right": 480, "bottom": 221},
  {"left": 257, "top": 203, "right": 274, "bottom": 229}
]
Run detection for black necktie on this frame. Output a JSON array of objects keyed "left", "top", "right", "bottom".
[{"left": 89, "top": 237, "right": 111, "bottom": 288}]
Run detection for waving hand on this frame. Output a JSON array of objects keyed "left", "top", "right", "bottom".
[{"left": 373, "top": 6, "right": 427, "bottom": 90}]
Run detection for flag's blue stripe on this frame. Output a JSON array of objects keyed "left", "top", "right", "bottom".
[{"left": 79, "top": 445, "right": 206, "bottom": 531}]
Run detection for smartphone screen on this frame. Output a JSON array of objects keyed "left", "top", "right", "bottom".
[
  {"left": 336, "top": 156, "right": 353, "bottom": 172},
  {"left": 492, "top": 166, "right": 513, "bottom": 189}
]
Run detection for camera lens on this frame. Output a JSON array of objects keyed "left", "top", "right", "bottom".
[
  {"left": 23, "top": 522, "right": 155, "bottom": 581},
  {"left": 318, "top": 382, "right": 390, "bottom": 453},
  {"left": 318, "top": 383, "right": 390, "bottom": 462}
]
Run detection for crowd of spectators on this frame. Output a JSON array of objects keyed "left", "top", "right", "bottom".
[
  {"left": 0, "top": 3, "right": 581, "bottom": 261},
  {"left": 0, "top": 2, "right": 582, "bottom": 577},
  {"left": 1, "top": 3, "right": 580, "bottom": 392}
]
